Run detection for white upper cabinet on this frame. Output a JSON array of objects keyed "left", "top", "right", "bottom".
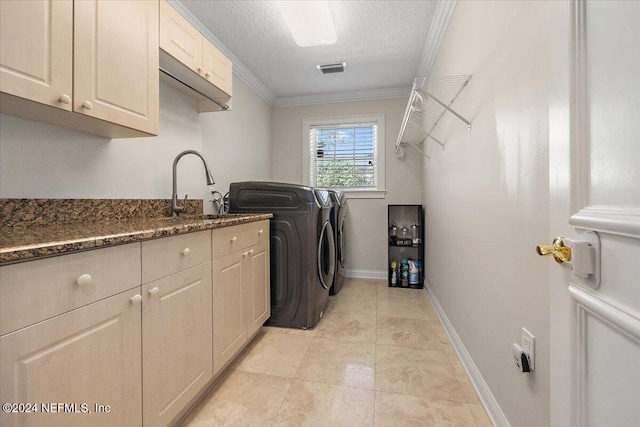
[
  {"left": 0, "top": 0, "right": 159, "bottom": 138},
  {"left": 159, "top": 0, "right": 232, "bottom": 112},
  {"left": 0, "top": 0, "right": 73, "bottom": 110}
]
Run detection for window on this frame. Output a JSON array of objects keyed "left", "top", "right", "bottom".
[{"left": 303, "top": 114, "right": 385, "bottom": 198}]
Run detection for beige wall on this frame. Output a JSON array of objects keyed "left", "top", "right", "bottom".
[
  {"left": 199, "top": 78, "right": 272, "bottom": 199},
  {"left": 0, "top": 79, "right": 272, "bottom": 212},
  {"left": 272, "top": 98, "right": 422, "bottom": 276},
  {"left": 422, "top": 1, "right": 550, "bottom": 426}
]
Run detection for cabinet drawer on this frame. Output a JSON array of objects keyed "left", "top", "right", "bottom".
[
  {"left": 0, "top": 243, "right": 141, "bottom": 336},
  {"left": 212, "top": 225, "right": 245, "bottom": 259},
  {"left": 141, "top": 231, "right": 211, "bottom": 283},
  {"left": 244, "top": 220, "right": 269, "bottom": 248}
]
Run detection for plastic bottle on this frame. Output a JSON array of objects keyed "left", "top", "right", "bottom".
[
  {"left": 400, "top": 258, "right": 409, "bottom": 287},
  {"left": 390, "top": 261, "right": 397, "bottom": 285},
  {"left": 408, "top": 260, "right": 420, "bottom": 286}
]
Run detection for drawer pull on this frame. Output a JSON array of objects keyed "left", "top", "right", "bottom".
[
  {"left": 76, "top": 273, "right": 92, "bottom": 286},
  {"left": 148, "top": 287, "right": 160, "bottom": 296},
  {"left": 59, "top": 94, "right": 71, "bottom": 104},
  {"left": 258, "top": 229, "right": 264, "bottom": 235},
  {"left": 230, "top": 236, "right": 237, "bottom": 242},
  {"left": 182, "top": 247, "right": 191, "bottom": 256},
  {"left": 130, "top": 294, "right": 142, "bottom": 304}
]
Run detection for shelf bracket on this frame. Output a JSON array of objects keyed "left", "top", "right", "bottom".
[{"left": 425, "top": 91, "right": 471, "bottom": 130}]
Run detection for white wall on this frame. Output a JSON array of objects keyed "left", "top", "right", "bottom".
[
  {"left": 422, "top": 1, "right": 550, "bottom": 426},
  {"left": 199, "top": 78, "right": 272, "bottom": 198},
  {"left": 0, "top": 79, "right": 272, "bottom": 211},
  {"left": 271, "top": 98, "right": 422, "bottom": 276}
]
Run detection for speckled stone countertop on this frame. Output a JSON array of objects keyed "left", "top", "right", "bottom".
[{"left": 0, "top": 214, "right": 272, "bottom": 265}]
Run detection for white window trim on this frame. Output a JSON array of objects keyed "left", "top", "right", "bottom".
[{"left": 302, "top": 114, "right": 386, "bottom": 199}]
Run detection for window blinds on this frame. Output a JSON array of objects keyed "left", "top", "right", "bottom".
[{"left": 309, "top": 123, "right": 377, "bottom": 188}]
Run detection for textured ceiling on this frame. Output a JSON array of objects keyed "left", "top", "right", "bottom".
[{"left": 179, "top": 0, "right": 437, "bottom": 101}]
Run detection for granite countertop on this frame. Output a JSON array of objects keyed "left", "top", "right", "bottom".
[{"left": 0, "top": 213, "right": 272, "bottom": 265}]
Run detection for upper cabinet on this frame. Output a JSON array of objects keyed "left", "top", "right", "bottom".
[
  {"left": 0, "top": 0, "right": 159, "bottom": 138},
  {"left": 159, "top": 0, "right": 232, "bottom": 112}
]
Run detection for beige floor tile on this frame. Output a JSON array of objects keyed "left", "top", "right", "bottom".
[
  {"left": 336, "top": 278, "right": 380, "bottom": 299},
  {"left": 181, "top": 370, "right": 291, "bottom": 427},
  {"left": 375, "top": 344, "right": 466, "bottom": 403},
  {"left": 467, "top": 403, "right": 493, "bottom": 427},
  {"left": 263, "top": 325, "right": 317, "bottom": 337},
  {"left": 451, "top": 362, "right": 481, "bottom": 404},
  {"left": 377, "top": 293, "right": 438, "bottom": 320},
  {"left": 442, "top": 343, "right": 461, "bottom": 363},
  {"left": 315, "top": 309, "right": 377, "bottom": 343},
  {"left": 274, "top": 379, "right": 375, "bottom": 427},
  {"left": 329, "top": 293, "right": 377, "bottom": 318},
  {"left": 374, "top": 392, "right": 478, "bottom": 427},
  {"left": 295, "top": 336, "right": 376, "bottom": 389},
  {"left": 233, "top": 329, "right": 312, "bottom": 378},
  {"left": 377, "top": 316, "right": 445, "bottom": 351}
]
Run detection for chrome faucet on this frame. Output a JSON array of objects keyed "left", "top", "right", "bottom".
[{"left": 171, "top": 150, "right": 215, "bottom": 217}]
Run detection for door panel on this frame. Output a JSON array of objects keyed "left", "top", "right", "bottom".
[
  {"left": 74, "top": 0, "right": 158, "bottom": 134},
  {"left": 202, "top": 38, "right": 232, "bottom": 96},
  {"left": 245, "top": 240, "right": 270, "bottom": 337},
  {"left": 0, "top": 0, "right": 72, "bottom": 109},
  {"left": 213, "top": 251, "right": 245, "bottom": 374},
  {"left": 0, "top": 289, "right": 141, "bottom": 427},
  {"left": 142, "top": 262, "right": 212, "bottom": 427},
  {"left": 548, "top": 1, "right": 640, "bottom": 425}
]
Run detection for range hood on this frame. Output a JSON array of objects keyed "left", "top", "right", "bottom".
[{"left": 159, "top": 50, "right": 232, "bottom": 113}]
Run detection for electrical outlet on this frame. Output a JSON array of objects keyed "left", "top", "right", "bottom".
[{"left": 521, "top": 328, "right": 535, "bottom": 371}]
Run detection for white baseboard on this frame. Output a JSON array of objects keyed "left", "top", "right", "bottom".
[
  {"left": 424, "top": 283, "right": 510, "bottom": 427},
  {"left": 344, "top": 269, "right": 387, "bottom": 279}
]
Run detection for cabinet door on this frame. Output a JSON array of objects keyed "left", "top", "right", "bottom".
[
  {"left": 0, "top": 289, "right": 142, "bottom": 427},
  {"left": 202, "top": 38, "right": 233, "bottom": 96},
  {"left": 245, "top": 240, "right": 270, "bottom": 337},
  {"left": 0, "top": 0, "right": 72, "bottom": 110},
  {"left": 212, "top": 251, "right": 246, "bottom": 375},
  {"left": 142, "top": 262, "right": 212, "bottom": 427},
  {"left": 74, "top": 0, "right": 159, "bottom": 134},
  {"left": 159, "top": 0, "right": 202, "bottom": 74}
]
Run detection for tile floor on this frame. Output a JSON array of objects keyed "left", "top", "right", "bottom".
[{"left": 181, "top": 278, "right": 492, "bottom": 427}]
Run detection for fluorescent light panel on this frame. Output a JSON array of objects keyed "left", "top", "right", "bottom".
[{"left": 275, "top": 1, "right": 337, "bottom": 47}]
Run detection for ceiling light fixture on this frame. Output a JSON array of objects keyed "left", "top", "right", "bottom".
[{"left": 275, "top": 1, "right": 337, "bottom": 47}]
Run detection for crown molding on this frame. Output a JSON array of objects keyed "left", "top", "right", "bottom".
[
  {"left": 273, "top": 87, "right": 411, "bottom": 108},
  {"left": 169, "top": 1, "right": 277, "bottom": 105},
  {"left": 417, "top": 0, "right": 458, "bottom": 78}
]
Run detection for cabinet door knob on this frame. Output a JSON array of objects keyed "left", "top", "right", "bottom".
[
  {"left": 197, "top": 67, "right": 204, "bottom": 74},
  {"left": 249, "top": 249, "right": 254, "bottom": 255},
  {"left": 182, "top": 247, "right": 191, "bottom": 256},
  {"left": 76, "top": 273, "right": 92, "bottom": 286},
  {"left": 242, "top": 251, "right": 249, "bottom": 257},
  {"left": 148, "top": 287, "right": 160, "bottom": 296},
  {"left": 230, "top": 236, "right": 237, "bottom": 242},
  {"left": 258, "top": 229, "right": 264, "bottom": 235},
  {"left": 130, "top": 294, "right": 142, "bottom": 304},
  {"left": 82, "top": 100, "right": 93, "bottom": 110},
  {"left": 59, "top": 94, "right": 71, "bottom": 104},
  {"left": 205, "top": 72, "right": 211, "bottom": 78}
]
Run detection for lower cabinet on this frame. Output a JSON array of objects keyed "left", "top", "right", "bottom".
[
  {"left": 142, "top": 262, "right": 213, "bottom": 427},
  {"left": 212, "top": 222, "right": 270, "bottom": 376},
  {"left": 212, "top": 251, "right": 246, "bottom": 374},
  {"left": 0, "top": 288, "right": 142, "bottom": 427}
]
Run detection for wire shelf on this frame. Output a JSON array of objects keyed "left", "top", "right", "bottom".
[{"left": 396, "top": 74, "right": 472, "bottom": 157}]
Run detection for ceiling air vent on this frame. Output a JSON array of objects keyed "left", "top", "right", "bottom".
[{"left": 317, "top": 62, "right": 346, "bottom": 74}]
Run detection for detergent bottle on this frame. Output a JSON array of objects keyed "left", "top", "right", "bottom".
[{"left": 408, "top": 259, "right": 420, "bottom": 286}]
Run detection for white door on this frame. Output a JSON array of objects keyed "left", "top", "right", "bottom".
[{"left": 548, "top": 1, "right": 640, "bottom": 426}]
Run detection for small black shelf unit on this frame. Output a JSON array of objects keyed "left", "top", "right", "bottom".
[{"left": 388, "top": 204, "right": 424, "bottom": 288}]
